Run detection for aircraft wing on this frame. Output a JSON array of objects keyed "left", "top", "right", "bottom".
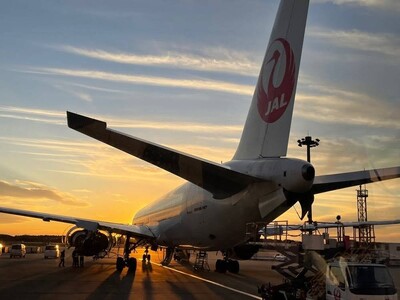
[
  {"left": 312, "top": 166, "right": 400, "bottom": 194},
  {"left": 67, "top": 111, "right": 263, "bottom": 199},
  {"left": 0, "top": 206, "right": 155, "bottom": 238}
]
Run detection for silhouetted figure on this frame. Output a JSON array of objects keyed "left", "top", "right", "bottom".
[
  {"left": 72, "top": 250, "right": 79, "bottom": 267},
  {"left": 58, "top": 249, "right": 65, "bottom": 267},
  {"left": 79, "top": 255, "right": 84, "bottom": 267}
]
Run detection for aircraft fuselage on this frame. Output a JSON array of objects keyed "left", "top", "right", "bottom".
[{"left": 133, "top": 157, "right": 314, "bottom": 250}]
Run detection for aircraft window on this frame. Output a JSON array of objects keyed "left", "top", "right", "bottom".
[{"left": 347, "top": 266, "right": 395, "bottom": 289}]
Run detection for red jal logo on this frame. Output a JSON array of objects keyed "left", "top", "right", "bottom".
[{"left": 257, "top": 38, "right": 295, "bottom": 123}]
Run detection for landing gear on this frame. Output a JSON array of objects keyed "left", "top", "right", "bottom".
[
  {"left": 215, "top": 252, "right": 240, "bottom": 274},
  {"left": 127, "top": 257, "right": 137, "bottom": 272},
  {"left": 216, "top": 259, "right": 228, "bottom": 273},
  {"left": 116, "top": 234, "right": 140, "bottom": 272},
  {"left": 228, "top": 260, "right": 240, "bottom": 273},
  {"left": 161, "top": 247, "right": 174, "bottom": 266},
  {"left": 142, "top": 246, "right": 151, "bottom": 263},
  {"left": 116, "top": 257, "right": 125, "bottom": 271}
]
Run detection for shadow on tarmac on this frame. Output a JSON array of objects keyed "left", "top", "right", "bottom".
[{"left": 87, "top": 269, "right": 135, "bottom": 300}]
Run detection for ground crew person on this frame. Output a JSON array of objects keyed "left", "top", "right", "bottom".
[
  {"left": 58, "top": 249, "right": 65, "bottom": 267},
  {"left": 72, "top": 250, "right": 78, "bottom": 267}
]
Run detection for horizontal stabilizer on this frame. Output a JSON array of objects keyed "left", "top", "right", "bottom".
[
  {"left": 67, "top": 111, "right": 261, "bottom": 199},
  {"left": 312, "top": 166, "right": 400, "bottom": 194}
]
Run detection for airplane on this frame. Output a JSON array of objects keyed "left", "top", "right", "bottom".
[{"left": 0, "top": 0, "right": 399, "bottom": 274}]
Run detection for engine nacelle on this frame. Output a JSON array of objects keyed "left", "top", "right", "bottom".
[
  {"left": 227, "top": 158, "right": 315, "bottom": 194},
  {"left": 65, "top": 227, "right": 113, "bottom": 256},
  {"left": 230, "top": 244, "right": 261, "bottom": 260}
]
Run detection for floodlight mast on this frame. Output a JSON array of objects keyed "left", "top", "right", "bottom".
[
  {"left": 297, "top": 135, "right": 320, "bottom": 227},
  {"left": 297, "top": 136, "right": 320, "bottom": 163}
]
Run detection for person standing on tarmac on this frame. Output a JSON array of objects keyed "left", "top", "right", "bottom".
[
  {"left": 58, "top": 249, "right": 65, "bottom": 267},
  {"left": 79, "top": 255, "right": 84, "bottom": 267},
  {"left": 72, "top": 249, "right": 78, "bottom": 267}
]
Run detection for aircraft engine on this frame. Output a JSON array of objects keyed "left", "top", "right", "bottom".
[
  {"left": 65, "top": 227, "right": 113, "bottom": 256},
  {"left": 230, "top": 244, "right": 261, "bottom": 260}
]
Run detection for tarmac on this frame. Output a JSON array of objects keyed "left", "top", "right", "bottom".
[
  {"left": 1, "top": 248, "right": 399, "bottom": 299},
  {"left": 0, "top": 248, "right": 284, "bottom": 300}
]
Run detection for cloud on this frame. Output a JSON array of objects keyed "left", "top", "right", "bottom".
[
  {"left": 0, "top": 135, "right": 236, "bottom": 181},
  {"left": 314, "top": 0, "right": 400, "bottom": 12},
  {"left": 295, "top": 80, "right": 400, "bottom": 129},
  {"left": 0, "top": 180, "right": 87, "bottom": 207},
  {"left": 288, "top": 134, "right": 399, "bottom": 176},
  {"left": 0, "top": 106, "right": 243, "bottom": 134},
  {"left": 21, "top": 67, "right": 254, "bottom": 96},
  {"left": 0, "top": 106, "right": 63, "bottom": 118},
  {"left": 0, "top": 106, "right": 64, "bottom": 125},
  {"left": 60, "top": 82, "right": 128, "bottom": 94},
  {"left": 53, "top": 84, "right": 93, "bottom": 102},
  {"left": 308, "top": 28, "right": 400, "bottom": 60},
  {"left": 56, "top": 45, "right": 259, "bottom": 76}
]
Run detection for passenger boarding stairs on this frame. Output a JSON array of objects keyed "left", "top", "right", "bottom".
[{"left": 193, "top": 251, "right": 210, "bottom": 271}]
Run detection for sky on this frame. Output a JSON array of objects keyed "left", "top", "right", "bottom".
[{"left": 0, "top": 0, "right": 399, "bottom": 242}]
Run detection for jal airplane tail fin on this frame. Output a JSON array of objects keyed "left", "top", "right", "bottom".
[{"left": 233, "top": 0, "right": 309, "bottom": 160}]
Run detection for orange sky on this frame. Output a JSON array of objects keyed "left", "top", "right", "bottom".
[{"left": 1, "top": 140, "right": 398, "bottom": 242}]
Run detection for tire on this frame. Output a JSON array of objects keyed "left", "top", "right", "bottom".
[
  {"left": 215, "top": 259, "right": 227, "bottom": 273},
  {"left": 128, "top": 257, "right": 137, "bottom": 272},
  {"left": 227, "top": 260, "right": 239, "bottom": 274},
  {"left": 116, "top": 257, "right": 125, "bottom": 271}
]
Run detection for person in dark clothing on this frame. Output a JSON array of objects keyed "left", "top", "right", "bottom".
[
  {"left": 72, "top": 250, "right": 78, "bottom": 267},
  {"left": 79, "top": 255, "right": 84, "bottom": 267},
  {"left": 58, "top": 249, "right": 65, "bottom": 267}
]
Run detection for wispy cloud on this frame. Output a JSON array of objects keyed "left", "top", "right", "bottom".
[
  {"left": 53, "top": 83, "right": 93, "bottom": 102},
  {"left": 315, "top": 0, "right": 400, "bottom": 12},
  {"left": 309, "top": 28, "right": 400, "bottom": 60},
  {"left": 0, "top": 136, "right": 235, "bottom": 181},
  {"left": 61, "top": 82, "right": 128, "bottom": 94},
  {"left": 0, "top": 106, "right": 64, "bottom": 118},
  {"left": 0, "top": 105, "right": 242, "bottom": 134},
  {"left": 0, "top": 106, "right": 64, "bottom": 125},
  {"left": 23, "top": 67, "right": 254, "bottom": 95},
  {"left": 56, "top": 45, "right": 259, "bottom": 76},
  {"left": 295, "top": 79, "right": 400, "bottom": 129},
  {"left": 0, "top": 180, "right": 87, "bottom": 207}
]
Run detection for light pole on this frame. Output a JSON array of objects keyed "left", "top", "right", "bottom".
[
  {"left": 297, "top": 136, "right": 320, "bottom": 163},
  {"left": 297, "top": 136, "right": 320, "bottom": 226}
]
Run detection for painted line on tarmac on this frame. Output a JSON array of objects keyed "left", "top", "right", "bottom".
[{"left": 152, "top": 262, "right": 262, "bottom": 299}]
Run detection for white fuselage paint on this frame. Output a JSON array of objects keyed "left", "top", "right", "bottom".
[{"left": 132, "top": 158, "right": 312, "bottom": 251}]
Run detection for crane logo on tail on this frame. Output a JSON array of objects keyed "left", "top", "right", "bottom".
[{"left": 257, "top": 38, "right": 296, "bottom": 123}]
